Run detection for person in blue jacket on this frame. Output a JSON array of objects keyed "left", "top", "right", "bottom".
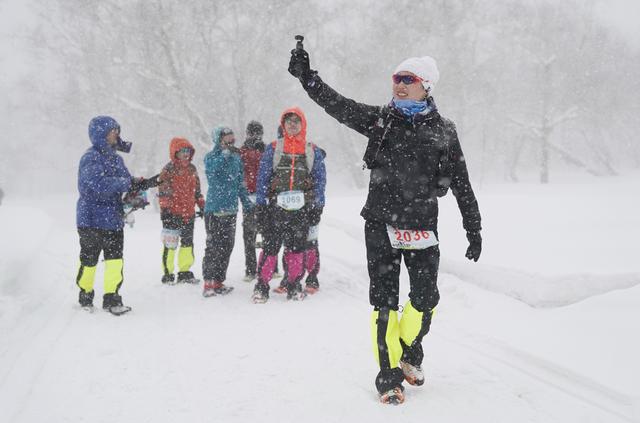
[
  {"left": 76, "top": 116, "right": 158, "bottom": 314},
  {"left": 202, "top": 126, "right": 253, "bottom": 297}
]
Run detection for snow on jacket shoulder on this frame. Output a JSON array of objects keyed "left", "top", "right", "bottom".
[{"left": 76, "top": 116, "right": 132, "bottom": 230}]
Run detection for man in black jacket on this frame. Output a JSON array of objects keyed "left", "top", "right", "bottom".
[{"left": 289, "top": 47, "right": 482, "bottom": 404}]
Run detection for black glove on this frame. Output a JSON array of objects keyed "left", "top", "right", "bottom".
[
  {"left": 465, "top": 231, "right": 482, "bottom": 262},
  {"left": 288, "top": 47, "right": 316, "bottom": 83},
  {"left": 130, "top": 174, "right": 160, "bottom": 192},
  {"left": 196, "top": 209, "right": 204, "bottom": 219},
  {"left": 307, "top": 206, "right": 323, "bottom": 226}
]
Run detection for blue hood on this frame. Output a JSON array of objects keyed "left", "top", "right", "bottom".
[
  {"left": 88, "top": 116, "right": 132, "bottom": 153},
  {"left": 210, "top": 126, "right": 234, "bottom": 152}
]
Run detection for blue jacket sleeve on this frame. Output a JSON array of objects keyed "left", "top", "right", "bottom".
[
  {"left": 311, "top": 148, "right": 326, "bottom": 207},
  {"left": 255, "top": 145, "right": 274, "bottom": 206},
  {"left": 79, "top": 152, "right": 131, "bottom": 195}
]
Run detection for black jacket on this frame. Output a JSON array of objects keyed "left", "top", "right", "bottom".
[{"left": 302, "top": 75, "right": 481, "bottom": 232}]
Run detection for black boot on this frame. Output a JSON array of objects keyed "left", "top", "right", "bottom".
[
  {"left": 375, "top": 367, "right": 405, "bottom": 396},
  {"left": 161, "top": 273, "right": 175, "bottom": 284},
  {"left": 103, "top": 293, "right": 122, "bottom": 309},
  {"left": 286, "top": 282, "right": 307, "bottom": 301},
  {"left": 251, "top": 282, "right": 270, "bottom": 304},
  {"left": 79, "top": 289, "right": 94, "bottom": 307},
  {"left": 305, "top": 274, "right": 319, "bottom": 289},
  {"left": 177, "top": 271, "right": 199, "bottom": 284},
  {"left": 103, "top": 293, "right": 131, "bottom": 315}
]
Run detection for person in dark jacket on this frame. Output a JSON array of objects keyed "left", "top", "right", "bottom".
[
  {"left": 252, "top": 107, "right": 326, "bottom": 303},
  {"left": 239, "top": 120, "right": 265, "bottom": 281},
  {"left": 274, "top": 145, "right": 327, "bottom": 295},
  {"left": 76, "top": 116, "right": 158, "bottom": 314},
  {"left": 289, "top": 48, "right": 482, "bottom": 404},
  {"left": 158, "top": 137, "right": 205, "bottom": 285}
]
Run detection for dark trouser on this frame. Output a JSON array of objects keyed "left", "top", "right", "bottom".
[
  {"left": 161, "top": 213, "right": 195, "bottom": 247},
  {"left": 262, "top": 207, "right": 309, "bottom": 254},
  {"left": 202, "top": 213, "right": 237, "bottom": 282},
  {"left": 161, "top": 213, "right": 196, "bottom": 277},
  {"left": 257, "top": 206, "right": 309, "bottom": 286},
  {"left": 365, "top": 220, "right": 440, "bottom": 312},
  {"left": 365, "top": 219, "right": 440, "bottom": 393},
  {"left": 242, "top": 208, "right": 258, "bottom": 276},
  {"left": 78, "top": 228, "right": 124, "bottom": 265},
  {"left": 76, "top": 228, "right": 124, "bottom": 295}
]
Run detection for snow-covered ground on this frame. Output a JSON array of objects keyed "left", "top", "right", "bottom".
[{"left": 0, "top": 173, "right": 639, "bottom": 423}]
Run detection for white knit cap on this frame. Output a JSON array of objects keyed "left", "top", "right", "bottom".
[{"left": 393, "top": 56, "right": 440, "bottom": 93}]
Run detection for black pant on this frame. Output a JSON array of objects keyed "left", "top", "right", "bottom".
[
  {"left": 242, "top": 208, "right": 258, "bottom": 276},
  {"left": 262, "top": 206, "right": 309, "bottom": 255},
  {"left": 78, "top": 228, "right": 124, "bottom": 266},
  {"left": 202, "top": 214, "right": 237, "bottom": 282},
  {"left": 161, "top": 212, "right": 195, "bottom": 247},
  {"left": 365, "top": 220, "right": 440, "bottom": 312}
]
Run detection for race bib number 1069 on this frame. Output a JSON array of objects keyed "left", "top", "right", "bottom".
[{"left": 277, "top": 190, "right": 305, "bottom": 211}]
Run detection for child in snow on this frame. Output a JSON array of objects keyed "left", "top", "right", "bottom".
[
  {"left": 75, "top": 115, "right": 159, "bottom": 314},
  {"left": 158, "top": 137, "right": 205, "bottom": 284},
  {"left": 202, "top": 126, "right": 253, "bottom": 297}
]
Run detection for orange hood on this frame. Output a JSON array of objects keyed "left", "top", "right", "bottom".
[
  {"left": 169, "top": 137, "right": 195, "bottom": 163},
  {"left": 280, "top": 107, "right": 307, "bottom": 154}
]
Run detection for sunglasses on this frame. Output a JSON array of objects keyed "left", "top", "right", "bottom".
[
  {"left": 392, "top": 74, "right": 424, "bottom": 85},
  {"left": 178, "top": 147, "right": 192, "bottom": 154}
]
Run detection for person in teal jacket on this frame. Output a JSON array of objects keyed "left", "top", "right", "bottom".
[{"left": 202, "top": 126, "right": 253, "bottom": 297}]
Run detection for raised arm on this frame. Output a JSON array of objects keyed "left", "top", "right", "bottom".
[{"left": 289, "top": 46, "right": 380, "bottom": 137}]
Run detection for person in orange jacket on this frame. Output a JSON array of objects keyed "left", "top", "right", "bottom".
[{"left": 158, "top": 137, "right": 205, "bottom": 284}]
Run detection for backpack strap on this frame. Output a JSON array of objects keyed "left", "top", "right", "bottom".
[
  {"left": 362, "top": 106, "right": 392, "bottom": 169},
  {"left": 305, "top": 142, "right": 315, "bottom": 171},
  {"left": 272, "top": 139, "right": 316, "bottom": 171},
  {"left": 272, "top": 139, "right": 284, "bottom": 170}
]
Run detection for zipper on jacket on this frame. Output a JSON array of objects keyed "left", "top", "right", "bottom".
[{"left": 289, "top": 154, "right": 295, "bottom": 191}]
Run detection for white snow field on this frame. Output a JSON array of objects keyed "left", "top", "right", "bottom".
[{"left": 0, "top": 173, "right": 639, "bottom": 423}]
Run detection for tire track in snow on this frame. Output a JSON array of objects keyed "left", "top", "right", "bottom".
[{"left": 437, "top": 325, "right": 637, "bottom": 422}]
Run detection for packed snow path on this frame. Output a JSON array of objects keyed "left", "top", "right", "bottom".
[{"left": 0, "top": 191, "right": 638, "bottom": 422}]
